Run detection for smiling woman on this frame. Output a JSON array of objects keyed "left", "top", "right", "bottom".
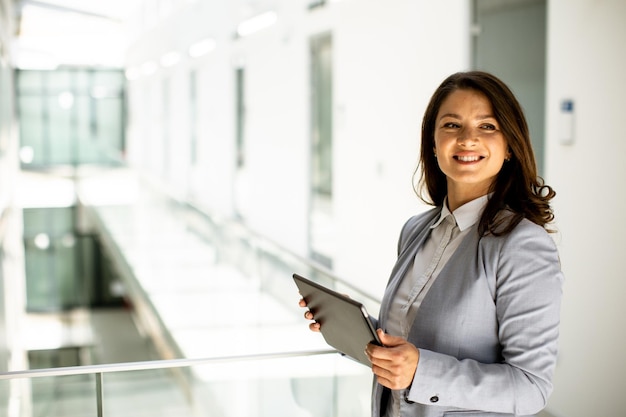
[
  {"left": 301, "top": 71, "right": 564, "bottom": 417},
  {"left": 371, "top": 71, "right": 563, "bottom": 416}
]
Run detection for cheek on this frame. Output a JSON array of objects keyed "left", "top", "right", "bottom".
[
  {"left": 434, "top": 134, "right": 452, "bottom": 150},
  {"left": 434, "top": 154, "right": 453, "bottom": 175},
  {"left": 490, "top": 138, "right": 509, "bottom": 158}
]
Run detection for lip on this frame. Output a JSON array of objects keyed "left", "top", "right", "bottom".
[{"left": 453, "top": 153, "right": 484, "bottom": 163}]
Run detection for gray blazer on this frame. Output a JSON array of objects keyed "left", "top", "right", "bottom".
[{"left": 372, "top": 208, "right": 563, "bottom": 417}]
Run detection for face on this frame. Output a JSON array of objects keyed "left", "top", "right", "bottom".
[{"left": 433, "top": 88, "right": 510, "bottom": 201}]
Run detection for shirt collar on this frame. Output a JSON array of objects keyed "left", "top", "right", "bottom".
[{"left": 431, "top": 194, "right": 490, "bottom": 232}]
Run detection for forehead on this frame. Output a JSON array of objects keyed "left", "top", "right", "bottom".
[{"left": 437, "top": 88, "right": 493, "bottom": 116}]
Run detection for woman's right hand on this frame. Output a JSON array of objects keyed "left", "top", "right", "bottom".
[{"left": 298, "top": 298, "right": 321, "bottom": 332}]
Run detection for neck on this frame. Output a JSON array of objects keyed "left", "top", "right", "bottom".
[{"left": 446, "top": 183, "right": 490, "bottom": 211}]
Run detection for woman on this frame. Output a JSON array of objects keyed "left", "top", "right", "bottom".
[{"left": 302, "top": 71, "right": 563, "bottom": 416}]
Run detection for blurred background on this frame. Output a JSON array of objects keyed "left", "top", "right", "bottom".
[{"left": 0, "top": 0, "right": 625, "bottom": 416}]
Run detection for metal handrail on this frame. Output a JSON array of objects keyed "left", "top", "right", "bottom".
[
  {"left": 1, "top": 349, "right": 341, "bottom": 417},
  {"left": 0, "top": 349, "right": 338, "bottom": 380}
]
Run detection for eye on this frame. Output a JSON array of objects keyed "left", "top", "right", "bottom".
[
  {"left": 480, "top": 123, "right": 498, "bottom": 131},
  {"left": 442, "top": 122, "right": 460, "bottom": 129}
]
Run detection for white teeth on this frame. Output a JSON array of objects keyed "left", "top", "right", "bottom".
[{"left": 457, "top": 155, "right": 481, "bottom": 162}]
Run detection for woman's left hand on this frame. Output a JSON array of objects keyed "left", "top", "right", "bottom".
[{"left": 365, "top": 329, "right": 420, "bottom": 390}]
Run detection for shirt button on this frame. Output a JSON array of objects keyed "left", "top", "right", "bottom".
[{"left": 429, "top": 395, "right": 439, "bottom": 403}]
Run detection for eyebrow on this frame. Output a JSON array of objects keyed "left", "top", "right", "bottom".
[{"left": 438, "top": 113, "right": 497, "bottom": 120}]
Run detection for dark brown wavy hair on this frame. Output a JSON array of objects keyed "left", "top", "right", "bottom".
[{"left": 414, "top": 71, "right": 556, "bottom": 236}]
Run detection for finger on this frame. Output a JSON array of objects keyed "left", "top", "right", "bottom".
[
  {"left": 366, "top": 343, "right": 396, "bottom": 361},
  {"left": 298, "top": 298, "right": 307, "bottom": 307},
  {"left": 374, "top": 372, "right": 404, "bottom": 390},
  {"left": 377, "top": 329, "right": 407, "bottom": 347},
  {"left": 366, "top": 346, "right": 394, "bottom": 369},
  {"left": 304, "top": 310, "right": 314, "bottom": 320},
  {"left": 367, "top": 341, "right": 417, "bottom": 366},
  {"left": 368, "top": 352, "right": 396, "bottom": 370},
  {"left": 309, "top": 322, "right": 321, "bottom": 332},
  {"left": 370, "top": 362, "right": 397, "bottom": 386},
  {"left": 371, "top": 358, "right": 414, "bottom": 390}
]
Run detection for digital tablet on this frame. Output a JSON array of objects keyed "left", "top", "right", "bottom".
[{"left": 293, "top": 273, "right": 381, "bottom": 367}]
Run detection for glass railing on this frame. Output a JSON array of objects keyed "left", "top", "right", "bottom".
[
  {"left": 0, "top": 164, "right": 383, "bottom": 416},
  {"left": 0, "top": 350, "right": 374, "bottom": 417}
]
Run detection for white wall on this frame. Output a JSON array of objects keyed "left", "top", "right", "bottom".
[
  {"left": 125, "top": 0, "right": 470, "bottom": 296},
  {"left": 232, "top": 2, "right": 310, "bottom": 253},
  {"left": 125, "top": 0, "right": 311, "bottom": 252},
  {"left": 544, "top": 0, "right": 626, "bottom": 415},
  {"left": 332, "top": 0, "right": 470, "bottom": 297}
]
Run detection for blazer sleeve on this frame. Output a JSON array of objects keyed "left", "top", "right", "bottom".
[{"left": 406, "top": 221, "right": 564, "bottom": 415}]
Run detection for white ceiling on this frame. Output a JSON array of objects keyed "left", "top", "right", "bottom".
[
  {"left": 13, "top": 0, "right": 142, "bottom": 69},
  {"left": 18, "top": 0, "right": 140, "bottom": 23}
]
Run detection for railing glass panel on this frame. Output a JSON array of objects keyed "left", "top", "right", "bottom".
[
  {"left": 0, "top": 374, "right": 98, "bottom": 417},
  {"left": 4, "top": 165, "right": 382, "bottom": 416},
  {"left": 0, "top": 352, "right": 373, "bottom": 417}
]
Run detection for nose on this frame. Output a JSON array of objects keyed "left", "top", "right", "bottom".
[{"left": 457, "top": 127, "right": 478, "bottom": 145}]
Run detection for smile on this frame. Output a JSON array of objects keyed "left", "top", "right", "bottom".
[{"left": 454, "top": 155, "right": 483, "bottom": 162}]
